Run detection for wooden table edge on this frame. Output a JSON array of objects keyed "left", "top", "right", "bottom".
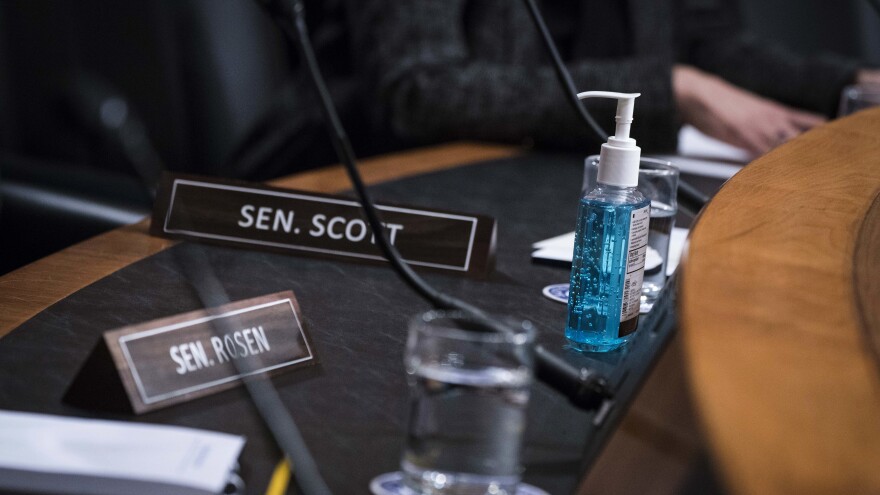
[
  {"left": 678, "top": 108, "right": 880, "bottom": 494},
  {"left": 0, "top": 142, "right": 521, "bottom": 337}
]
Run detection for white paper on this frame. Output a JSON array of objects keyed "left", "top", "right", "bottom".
[
  {"left": 531, "top": 231, "right": 577, "bottom": 250},
  {"left": 649, "top": 126, "right": 751, "bottom": 181},
  {"left": 676, "top": 125, "right": 752, "bottom": 163},
  {"left": 0, "top": 410, "right": 245, "bottom": 494},
  {"left": 532, "top": 227, "right": 688, "bottom": 277},
  {"left": 654, "top": 154, "right": 744, "bottom": 180},
  {"left": 530, "top": 232, "right": 575, "bottom": 265}
]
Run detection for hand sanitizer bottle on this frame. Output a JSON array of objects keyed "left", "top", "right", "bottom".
[{"left": 566, "top": 92, "right": 650, "bottom": 352}]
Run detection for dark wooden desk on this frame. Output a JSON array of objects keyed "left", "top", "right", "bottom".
[
  {"left": 681, "top": 108, "right": 880, "bottom": 494},
  {"left": 0, "top": 142, "right": 707, "bottom": 495}
]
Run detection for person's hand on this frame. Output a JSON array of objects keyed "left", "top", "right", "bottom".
[
  {"left": 856, "top": 69, "right": 880, "bottom": 85},
  {"left": 673, "top": 65, "right": 826, "bottom": 155}
]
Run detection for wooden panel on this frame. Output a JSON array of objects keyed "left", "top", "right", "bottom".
[
  {"left": 680, "top": 108, "right": 880, "bottom": 494},
  {"left": 0, "top": 142, "right": 519, "bottom": 337}
]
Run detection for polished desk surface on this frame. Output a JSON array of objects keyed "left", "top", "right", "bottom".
[
  {"left": 681, "top": 107, "right": 880, "bottom": 494},
  {"left": 0, "top": 142, "right": 708, "bottom": 495}
]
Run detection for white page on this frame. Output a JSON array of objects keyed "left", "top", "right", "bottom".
[
  {"left": 654, "top": 155, "right": 744, "bottom": 180},
  {"left": 0, "top": 410, "right": 245, "bottom": 494},
  {"left": 531, "top": 231, "right": 576, "bottom": 250},
  {"left": 652, "top": 126, "right": 751, "bottom": 180},
  {"left": 676, "top": 125, "right": 752, "bottom": 162}
]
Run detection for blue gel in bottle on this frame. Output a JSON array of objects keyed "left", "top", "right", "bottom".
[{"left": 566, "top": 187, "right": 649, "bottom": 352}]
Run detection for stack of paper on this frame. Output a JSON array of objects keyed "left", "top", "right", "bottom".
[{"left": 0, "top": 410, "right": 245, "bottom": 495}]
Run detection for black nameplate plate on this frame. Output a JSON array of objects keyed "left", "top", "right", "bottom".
[
  {"left": 65, "top": 292, "right": 316, "bottom": 414},
  {"left": 150, "top": 174, "right": 496, "bottom": 277}
]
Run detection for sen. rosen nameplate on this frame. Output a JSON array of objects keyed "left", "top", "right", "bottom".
[
  {"left": 150, "top": 174, "right": 496, "bottom": 277},
  {"left": 90, "top": 292, "right": 316, "bottom": 414}
]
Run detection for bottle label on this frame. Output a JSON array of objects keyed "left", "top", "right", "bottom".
[{"left": 620, "top": 205, "right": 650, "bottom": 323}]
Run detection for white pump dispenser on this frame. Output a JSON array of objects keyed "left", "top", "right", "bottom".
[{"left": 577, "top": 91, "right": 641, "bottom": 188}]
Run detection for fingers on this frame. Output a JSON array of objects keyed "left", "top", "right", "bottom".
[
  {"left": 738, "top": 129, "right": 774, "bottom": 156},
  {"left": 675, "top": 74, "right": 828, "bottom": 156},
  {"left": 770, "top": 120, "right": 801, "bottom": 147},
  {"left": 787, "top": 110, "right": 826, "bottom": 130},
  {"left": 754, "top": 107, "right": 825, "bottom": 153},
  {"left": 732, "top": 112, "right": 806, "bottom": 155}
]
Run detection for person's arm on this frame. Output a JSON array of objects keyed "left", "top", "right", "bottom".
[
  {"left": 347, "top": 0, "right": 679, "bottom": 151},
  {"left": 673, "top": 64, "right": 826, "bottom": 155}
]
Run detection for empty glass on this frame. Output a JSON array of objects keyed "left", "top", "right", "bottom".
[
  {"left": 583, "top": 155, "right": 679, "bottom": 304},
  {"left": 401, "top": 311, "right": 534, "bottom": 495}
]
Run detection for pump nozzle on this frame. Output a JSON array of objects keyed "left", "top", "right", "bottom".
[
  {"left": 577, "top": 91, "right": 640, "bottom": 141},
  {"left": 577, "top": 91, "right": 642, "bottom": 187}
]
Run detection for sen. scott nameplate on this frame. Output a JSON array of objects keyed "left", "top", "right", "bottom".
[
  {"left": 70, "top": 291, "right": 317, "bottom": 414},
  {"left": 150, "top": 174, "right": 496, "bottom": 277}
]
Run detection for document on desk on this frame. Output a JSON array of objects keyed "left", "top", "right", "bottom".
[
  {"left": 0, "top": 410, "right": 245, "bottom": 495},
  {"left": 676, "top": 125, "right": 752, "bottom": 163},
  {"left": 652, "top": 125, "right": 751, "bottom": 180}
]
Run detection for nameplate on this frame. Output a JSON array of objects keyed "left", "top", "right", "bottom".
[
  {"left": 150, "top": 174, "right": 496, "bottom": 277},
  {"left": 65, "top": 292, "right": 316, "bottom": 414}
]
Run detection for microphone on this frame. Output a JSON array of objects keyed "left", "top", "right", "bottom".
[{"left": 67, "top": 74, "right": 163, "bottom": 199}]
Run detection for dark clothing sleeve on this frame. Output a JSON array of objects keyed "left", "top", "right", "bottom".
[
  {"left": 348, "top": 0, "right": 680, "bottom": 152},
  {"left": 676, "top": 0, "right": 860, "bottom": 116}
]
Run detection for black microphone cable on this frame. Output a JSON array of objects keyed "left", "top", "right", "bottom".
[
  {"left": 522, "top": 0, "right": 608, "bottom": 142},
  {"left": 257, "top": 0, "right": 613, "bottom": 412},
  {"left": 262, "top": 1, "right": 484, "bottom": 315}
]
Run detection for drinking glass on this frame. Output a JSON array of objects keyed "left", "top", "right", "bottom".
[
  {"left": 401, "top": 311, "right": 535, "bottom": 495},
  {"left": 583, "top": 155, "right": 679, "bottom": 304},
  {"left": 839, "top": 84, "right": 880, "bottom": 117}
]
